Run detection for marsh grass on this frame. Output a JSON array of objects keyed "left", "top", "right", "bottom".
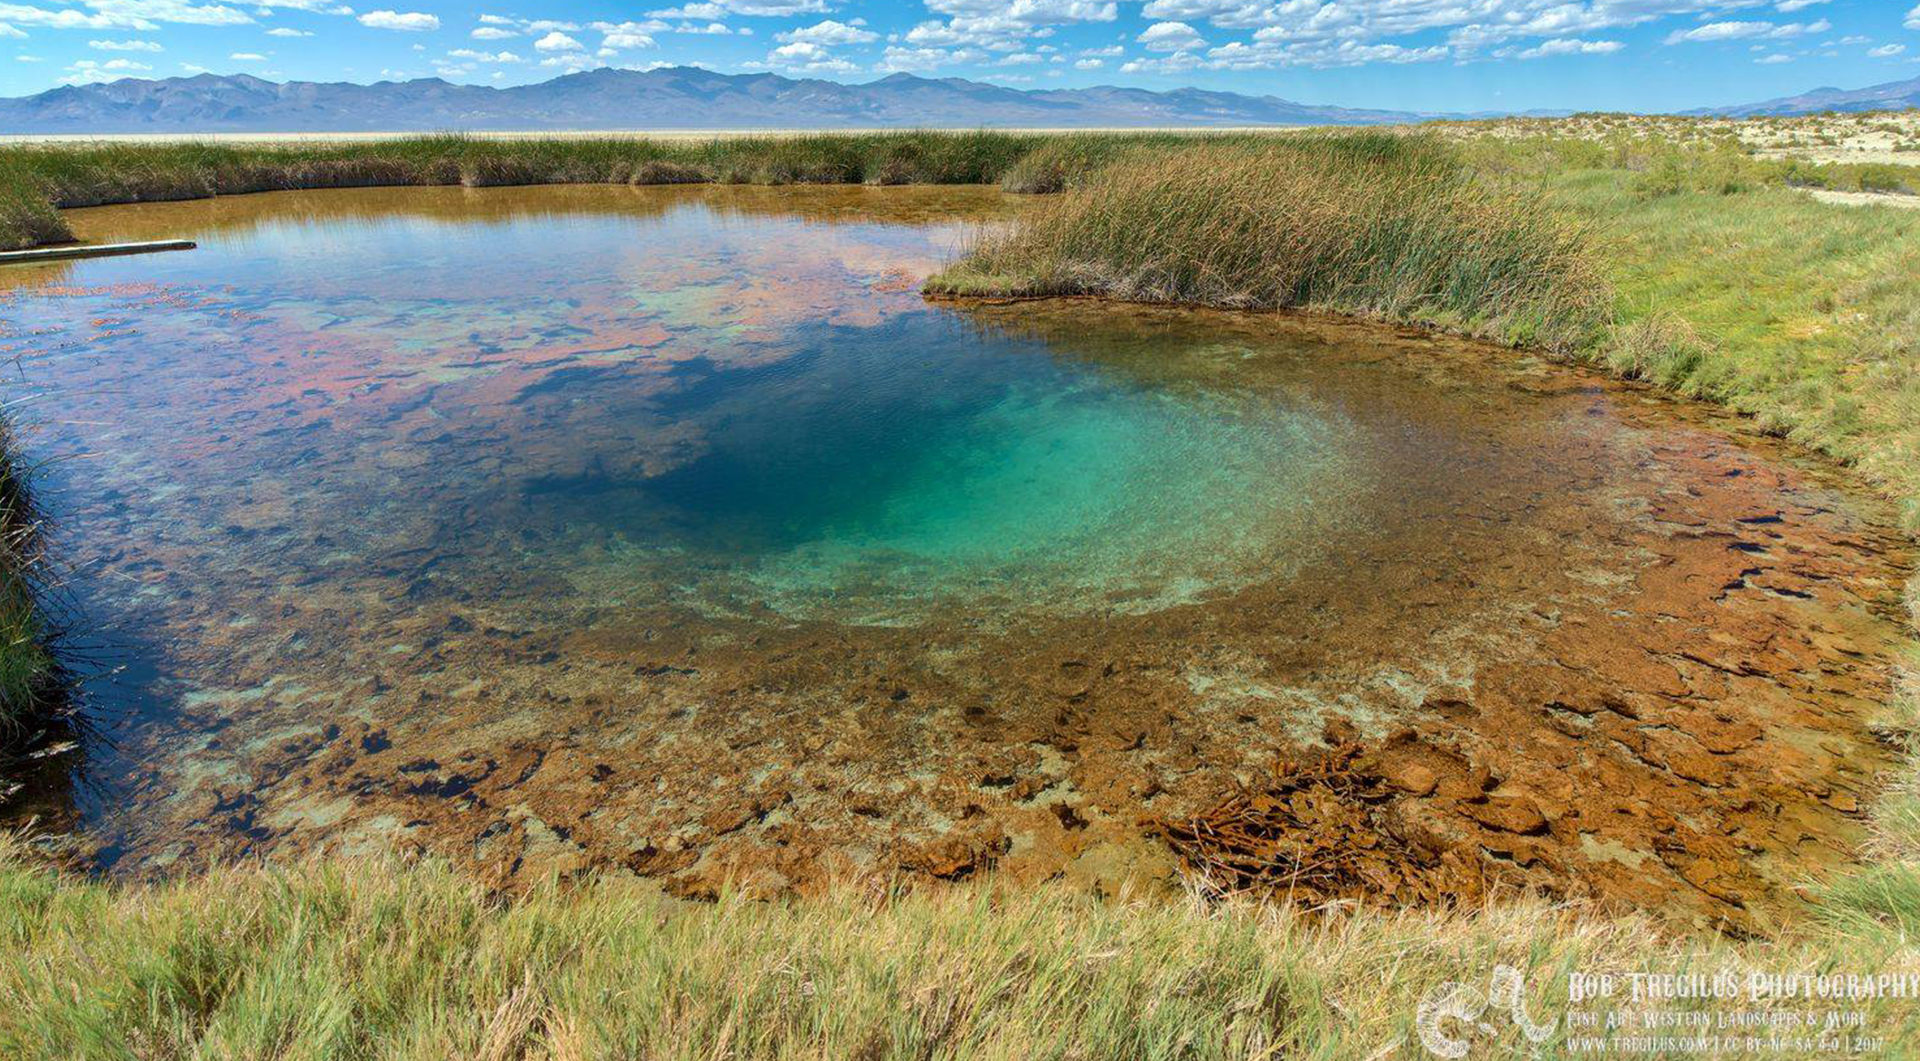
[
  {"left": 1511, "top": 149, "right": 1920, "bottom": 531},
  {"left": 993, "top": 132, "right": 1201, "bottom": 193},
  {"left": 929, "top": 135, "right": 1608, "bottom": 352},
  {"left": 0, "top": 420, "right": 52, "bottom": 738},
  {"left": 0, "top": 132, "right": 1068, "bottom": 250},
  {"left": 5, "top": 838, "right": 1919, "bottom": 1061}
]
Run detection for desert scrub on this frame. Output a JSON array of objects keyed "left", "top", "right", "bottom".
[
  {"left": 930, "top": 134, "right": 1608, "bottom": 352},
  {"left": 4, "top": 839, "right": 1919, "bottom": 1061}
]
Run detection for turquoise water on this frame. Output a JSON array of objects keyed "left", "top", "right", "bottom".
[
  {"left": 0, "top": 185, "right": 1493, "bottom": 860},
  {"left": 542, "top": 330, "right": 1351, "bottom": 621},
  {"left": 740, "top": 377, "right": 1339, "bottom": 619}
]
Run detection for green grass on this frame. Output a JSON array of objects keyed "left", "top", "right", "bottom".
[
  {"left": 1452, "top": 137, "right": 1920, "bottom": 531},
  {"left": 5, "top": 838, "right": 1920, "bottom": 1061}
]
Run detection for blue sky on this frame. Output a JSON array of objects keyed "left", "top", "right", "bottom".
[{"left": 1, "top": 0, "right": 1913, "bottom": 112}]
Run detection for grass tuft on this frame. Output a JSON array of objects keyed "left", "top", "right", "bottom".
[
  {"left": 0, "top": 420, "right": 53, "bottom": 739},
  {"left": 930, "top": 135, "right": 1608, "bottom": 352}
]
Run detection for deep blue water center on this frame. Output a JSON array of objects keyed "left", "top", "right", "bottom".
[{"left": 528, "top": 311, "right": 1349, "bottom": 619}]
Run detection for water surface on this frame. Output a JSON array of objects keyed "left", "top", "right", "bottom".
[{"left": 0, "top": 185, "right": 1911, "bottom": 928}]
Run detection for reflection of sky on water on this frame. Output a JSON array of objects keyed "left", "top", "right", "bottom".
[{"left": 0, "top": 185, "right": 1369, "bottom": 830}]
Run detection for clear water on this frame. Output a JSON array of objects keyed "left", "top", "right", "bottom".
[
  {"left": 0, "top": 185, "right": 1907, "bottom": 902},
  {"left": 9, "top": 187, "right": 1354, "bottom": 630}
]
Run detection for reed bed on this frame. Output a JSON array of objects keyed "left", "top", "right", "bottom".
[
  {"left": 0, "top": 132, "right": 1072, "bottom": 250},
  {"left": 928, "top": 135, "right": 1607, "bottom": 352}
]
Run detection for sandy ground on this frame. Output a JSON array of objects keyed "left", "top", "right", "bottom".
[
  {"left": 1739, "top": 111, "right": 1920, "bottom": 166},
  {"left": 1811, "top": 188, "right": 1920, "bottom": 209}
]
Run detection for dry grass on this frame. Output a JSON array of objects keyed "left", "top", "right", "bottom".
[{"left": 3, "top": 837, "right": 1919, "bottom": 1060}]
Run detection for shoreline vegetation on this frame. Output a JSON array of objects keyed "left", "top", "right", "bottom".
[
  {"left": 3, "top": 126, "right": 1920, "bottom": 1056},
  {"left": 3, "top": 838, "right": 1918, "bottom": 1060},
  {"left": 0, "top": 131, "right": 1084, "bottom": 251},
  {"left": 0, "top": 420, "right": 54, "bottom": 744}
]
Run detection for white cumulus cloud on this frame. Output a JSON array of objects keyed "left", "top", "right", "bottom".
[
  {"left": 1501, "top": 37, "right": 1624, "bottom": 59},
  {"left": 776, "top": 19, "right": 874, "bottom": 45},
  {"left": 1138, "top": 21, "right": 1204, "bottom": 51},
  {"left": 1664, "top": 19, "right": 1827, "bottom": 45},
  {"left": 358, "top": 10, "right": 439, "bottom": 32},
  {"left": 534, "top": 30, "right": 583, "bottom": 52}
]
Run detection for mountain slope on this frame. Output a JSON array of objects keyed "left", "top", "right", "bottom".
[
  {"left": 1690, "top": 75, "right": 1920, "bottom": 117},
  {"left": 0, "top": 67, "right": 1439, "bottom": 133}
]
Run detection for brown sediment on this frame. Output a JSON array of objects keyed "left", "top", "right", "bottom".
[
  {"left": 93, "top": 305, "right": 1909, "bottom": 934},
  {"left": 0, "top": 188, "right": 1910, "bottom": 935}
]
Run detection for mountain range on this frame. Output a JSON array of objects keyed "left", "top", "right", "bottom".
[
  {"left": 0, "top": 67, "right": 1443, "bottom": 134},
  {"left": 1691, "top": 74, "right": 1920, "bottom": 117},
  {"left": 1, "top": 65, "right": 1913, "bottom": 135}
]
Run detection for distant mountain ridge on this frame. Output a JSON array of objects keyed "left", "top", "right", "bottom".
[
  {"left": 0, "top": 66, "right": 1448, "bottom": 134},
  {"left": 1691, "top": 75, "right": 1920, "bottom": 117}
]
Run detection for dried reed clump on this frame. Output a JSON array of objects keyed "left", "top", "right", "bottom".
[
  {"left": 1603, "top": 310, "right": 1712, "bottom": 389},
  {"left": 459, "top": 154, "right": 545, "bottom": 188}
]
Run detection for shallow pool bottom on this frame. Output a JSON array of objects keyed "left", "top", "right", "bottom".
[{"left": 0, "top": 185, "right": 1911, "bottom": 931}]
